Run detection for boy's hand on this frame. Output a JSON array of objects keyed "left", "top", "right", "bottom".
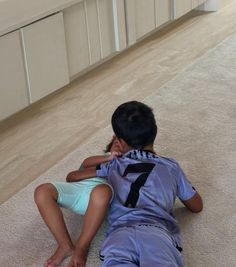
[
  {"left": 66, "top": 167, "right": 96, "bottom": 182},
  {"left": 110, "top": 137, "right": 123, "bottom": 155},
  {"left": 106, "top": 150, "right": 122, "bottom": 161},
  {"left": 66, "top": 170, "right": 80, "bottom": 181},
  {"left": 106, "top": 137, "right": 123, "bottom": 161}
]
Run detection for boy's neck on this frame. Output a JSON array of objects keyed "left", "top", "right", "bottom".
[
  {"left": 141, "top": 144, "right": 155, "bottom": 154},
  {"left": 119, "top": 138, "right": 155, "bottom": 154},
  {"left": 127, "top": 144, "right": 155, "bottom": 154}
]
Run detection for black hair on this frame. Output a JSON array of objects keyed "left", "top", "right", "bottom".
[{"left": 111, "top": 101, "right": 157, "bottom": 149}]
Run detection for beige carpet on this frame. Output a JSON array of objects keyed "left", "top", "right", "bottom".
[{"left": 1, "top": 34, "right": 236, "bottom": 267}]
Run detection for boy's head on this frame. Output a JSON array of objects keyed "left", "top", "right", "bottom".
[{"left": 111, "top": 101, "right": 157, "bottom": 149}]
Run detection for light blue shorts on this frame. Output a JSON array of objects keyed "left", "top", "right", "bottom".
[{"left": 51, "top": 178, "right": 113, "bottom": 215}]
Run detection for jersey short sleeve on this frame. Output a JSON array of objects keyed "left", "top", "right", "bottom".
[
  {"left": 96, "top": 160, "right": 113, "bottom": 178},
  {"left": 176, "top": 164, "right": 196, "bottom": 201}
]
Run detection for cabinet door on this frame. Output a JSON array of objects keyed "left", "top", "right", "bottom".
[
  {"left": 21, "top": 12, "right": 69, "bottom": 103},
  {"left": 64, "top": 2, "right": 90, "bottom": 77},
  {"left": 198, "top": 0, "right": 207, "bottom": 5},
  {"left": 174, "top": 0, "right": 192, "bottom": 19},
  {"left": 135, "top": 0, "right": 156, "bottom": 39},
  {"left": 98, "top": 0, "right": 116, "bottom": 58},
  {"left": 196, "top": 0, "right": 218, "bottom": 11},
  {"left": 64, "top": 0, "right": 123, "bottom": 78},
  {"left": 85, "top": 0, "right": 102, "bottom": 65},
  {"left": 0, "top": 30, "right": 29, "bottom": 120},
  {"left": 192, "top": 0, "right": 207, "bottom": 8},
  {"left": 192, "top": 0, "right": 199, "bottom": 9},
  {"left": 155, "top": 0, "right": 172, "bottom": 27},
  {"left": 98, "top": 0, "right": 126, "bottom": 54},
  {"left": 125, "top": 0, "right": 156, "bottom": 45},
  {"left": 86, "top": 0, "right": 125, "bottom": 60},
  {"left": 125, "top": 0, "right": 137, "bottom": 45},
  {"left": 112, "top": 0, "right": 127, "bottom": 52}
]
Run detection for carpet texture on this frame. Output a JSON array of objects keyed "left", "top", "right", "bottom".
[{"left": 1, "top": 34, "right": 236, "bottom": 267}]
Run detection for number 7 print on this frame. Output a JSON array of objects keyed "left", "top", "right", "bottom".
[{"left": 123, "top": 163, "right": 155, "bottom": 208}]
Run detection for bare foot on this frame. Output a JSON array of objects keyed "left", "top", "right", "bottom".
[
  {"left": 67, "top": 247, "right": 89, "bottom": 267},
  {"left": 45, "top": 245, "right": 74, "bottom": 267}
]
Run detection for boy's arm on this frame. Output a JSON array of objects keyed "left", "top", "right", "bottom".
[
  {"left": 180, "top": 191, "right": 203, "bottom": 213},
  {"left": 175, "top": 162, "right": 203, "bottom": 213},
  {"left": 82, "top": 152, "right": 120, "bottom": 168},
  {"left": 82, "top": 155, "right": 111, "bottom": 168},
  {"left": 66, "top": 167, "right": 97, "bottom": 182}
]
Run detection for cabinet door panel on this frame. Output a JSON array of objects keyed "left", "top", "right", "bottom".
[
  {"left": 125, "top": 0, "right": 137, "bottom": 46},
  {"left": 98, "top": 0, "right": 116, "bottom": 58},
  {"left": 175, "top": 0, "right": 192, "bottom": 19},
  {"left": 199, "top": 0, "right": 206, "bottom": 4},
  {"left": 135, "top": 0, "right": 156, "bottom": 39},
  {"left": 64, "top": 2, "right": 90, "bottom": 77},
  {"left": 192, "top": 0, "right": 199, "bottom": 9},
  {"left": 155, "top": 0, "right": 172, "bottom": 27},
  {"left": 112, "top": 0, "right": 127, "bottom": 51},
  {"left": 22, "top": 12, "right": 69, "bottom": 103},
  {"left": 86, "top": 0, "right": 102, "bottom": 64},
  {"left": 125, "top": 0, "right": 156, "bottom": 44},
  {"left": 64, "top": 0, "right": 125, "bottom": 77},
  {"left": 0, "top": 30, "right": 29, "bottom": 120}
]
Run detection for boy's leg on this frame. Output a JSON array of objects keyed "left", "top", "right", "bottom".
[
  {"left": 34, "top": 183, "right": 74, "bottom": 267},
  {"left": 68, "top": 184, "right": 112, "bottom": 267},
  {"left": 100, "top": 227, "right": 138, "bottom": 267},
  {"left": 136, "top": 225, "right": 184, "bottom": 267}
]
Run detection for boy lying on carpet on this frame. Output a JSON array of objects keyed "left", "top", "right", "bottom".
[
  {"left": 64, "top": 101, "right": 203, "bottom": 267},
  {"left": 34, "top": 137, "right": 121, "bottom": 267}
]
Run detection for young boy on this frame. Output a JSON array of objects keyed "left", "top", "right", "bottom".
[
  {"left": 34, "top": 137, "right": 122, "bottom": 267},
  {"left": 67, "top": 101, "right": 203, "bottom": 267}
]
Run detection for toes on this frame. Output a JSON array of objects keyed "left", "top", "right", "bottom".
[{"left": 44, "top": 257, "right": 57, "bottom": 267}]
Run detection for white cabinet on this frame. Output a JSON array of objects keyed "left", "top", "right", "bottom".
[
  {"left": 125, "top": 0, "right": 172, "bottom": 46},
  {"left": 64, "top": 0, "right": 126, "bottom": 78},
  {"left": 155, "top": 0, "right": 172, "bottom": 27},
  {"left": 175, "top": 0, "right": 214, "bottom": 18},
  {"left": 192, "top": 0, "right": 207, "bottom": 9},
  {"left": 125, "top": 0, "right": 155, "bottom": 45},
  {"left": 124, "top": 0, "right": 136, "bottom": 46},
  {"left": 21, "top": 12, "right": 69, "bottom": 103},
  {"left": 64, "top": 2, "right": 90, "bottom": 76},
  {"left": 174, "top": 0, "right": 192, "bottom": 19},
  {"left": 195, "top": 0, "right": 218, "bottom": 11},
  {"left": 135, "top": 0, "right": 156, "bottom": 39},
  {"left": 0, "top": 31, "right": 29, "bottom": 120},
  {"left": 99, "top": 0, "right": 117, "bottom": 58},
  {"left": 192, "top": 0, "right": 200, "bottom": 8},
  {"left": 192, "top": 0, "right": 199, "bottom": 9},
  {"left": 85, "top": 0, "right": 102, "bottom": 65},
  {"left": 112, "top": 0, "right": 127, "bottom": 52},
  {"left": 0, "top": 0, "right": 218, "bottom": 119}
]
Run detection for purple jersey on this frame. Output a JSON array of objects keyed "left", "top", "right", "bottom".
[{"left": 96, "top": 149, "right": 196, "bottom": 247}]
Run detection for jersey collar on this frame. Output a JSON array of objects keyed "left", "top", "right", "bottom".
[{"left": 125, "top": 149, "right": 158, "bottom": 160}]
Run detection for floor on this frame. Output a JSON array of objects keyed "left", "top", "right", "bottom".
[{"left": 1, "top": 0, "right": 236, "bottom": 204}]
